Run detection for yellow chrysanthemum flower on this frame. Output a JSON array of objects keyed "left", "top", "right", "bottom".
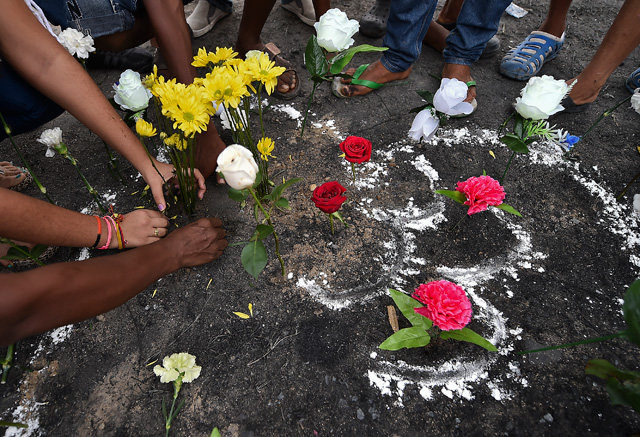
[
  {"left": 202, "top": 70, "right": 249, "bottom": 109},
  {"left": 143, "top": 64, "right": 158, "bottom": 90},
  {"left": 244, "top": 52, "right": 286, "bottom": 95},
  {"left": 192, "top": 47, "right": 238, "bottom": 68},
  {"left": 135, "top": 118, "right": 157, "bottom": 137},
  {"left": 162, "top": 83, "right": 213, "bottom": 137},
  {"left": 163, "top": 133, "right": 188, "bottom": 151},
  {"left": 257, "top": 137, "right": 276, "bottom": 161}
]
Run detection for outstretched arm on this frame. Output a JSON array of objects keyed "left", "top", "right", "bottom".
[
  {"left": 0, "top": 218, "right": 227, "bottom": 346},
  {"left": 0, "top": 0, "right": 201, "bottom": 210}
]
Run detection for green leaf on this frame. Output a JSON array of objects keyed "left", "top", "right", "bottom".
[
  {"left": 255, "top": 224, "right": 274, "bottom": 239},
  {"left": 171, "top": 398, "right": 186, "bottom": 421},
  {"left": 228, "top": 188, "right": 248, "bottom": 203},
  {"left": 273, "top": 198, "right": 290, "bottom": 209},
  {"left": 586, "top": 359, "right": 640, "bottom": 381},
  {"left": 440, "top": 327, "right": 498, "bottom": 351},
  {"left": 265, "top": 177, "right": 302, "bottom": 202},
  {"left": 415, "top": 90, "right": 434, "bottom": 105},
  {"left": 514, "top": 113, "right": 524, "bottom": 138},
  {"left": 328, "top": 44, "right": 389, "bottom": 75},
  {"left": 495, "top": 203, "right": 522, "bottom": 217},
  {"left": 500, "top": 134, "right": 530, "bottom": 154},
  {"left": 409, "top": 104, "right": 430, "bottom": 114},
  {"left": 241, "top": 240, "right": 268, "bottom": 279},
  {"left": 211, "top": 428, "right": 222, "bottom": 437},
  {"left": 606, "top": 378, "right": 640, "bottom": 414},
  {"left": 388, "top": 289, "right": 431, "bottom": 329},
  {"left": 162, "top": 397, "right": 168, "bottom": 420},
  {"left": 434, "top": 189, "right": 466, "bottom": 204},
  {"left": 29, "top": 244, "right": 48, "bottom": 259},
  {"left": 0, "top": 421, "right": 28, "bottom": 428},
  {"left": 623, "top": 280, "right": 640, "bottom": 347},
  {"left": 305, "top": 36, "right": 329, "bottom": 78},
  {"left": 330, "top": 211, "right": 349, "bottom": 228},
  {"left": 379, "top": 326, "right": 431, "bottom": 350}
]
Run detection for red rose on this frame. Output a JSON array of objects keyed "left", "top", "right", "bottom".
[
  {"left": 311, "top": 181, "right": 347, "bottom": 214},
  {"left": 339, "top": 136, "right": 372, "bottom": 163}
]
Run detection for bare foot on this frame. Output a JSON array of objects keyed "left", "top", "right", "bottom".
[
  {"left": 0, "top": 162, "right": 29, "bottom": 190},
  {"left": 336, "top": 60, "right": 411, "bottom": 97},
  {"left": 441, "top": 63, "right": 476, "bottom": 103}
]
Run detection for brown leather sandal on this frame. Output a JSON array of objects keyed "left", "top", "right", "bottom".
[{"left": 262, "top": 42, "right": 301, "bottom": 100}]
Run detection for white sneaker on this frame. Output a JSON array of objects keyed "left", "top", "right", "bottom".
[
  {"left": 187, "top": 0, "right": 231, "bottom": 38},
  {"left": 281, "top": 0, "right": 315, "bottom": 27}
]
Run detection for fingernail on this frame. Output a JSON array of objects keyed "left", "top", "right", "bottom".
[
  {"left": 158, "top": 204, "right": 165, "bottom": 211},
  {"left": 15, "top": 174, "right": 21, "bottom": 178},
  {"left": 7, "top": 264, "right": 13, "bottom": 268}
]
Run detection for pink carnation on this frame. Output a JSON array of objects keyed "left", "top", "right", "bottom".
[
  {"left": 455, "top": 175, "right": 505, "bottom": 215},
  {"left": 412, "top": 280, "right": 472, "bottom": 331}
]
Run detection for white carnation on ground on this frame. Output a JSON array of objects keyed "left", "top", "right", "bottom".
[{"left": 58, "top": 28, "right": 95, "bottom": 59}]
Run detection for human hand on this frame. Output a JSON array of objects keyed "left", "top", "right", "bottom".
[
  {"left": 141, "top": 161, "right": 206, "bottom": 212},
  {"left": 116, "top": 209, "right": 170, "bottom": 248},
  {"left": 164, "top": 217, "right": 227, "bottom": 267}
]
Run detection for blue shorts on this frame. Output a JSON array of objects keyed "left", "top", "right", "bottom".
[
  {"left": 35, "top": 0, "right": 140, "bottom": 39},
  {"left": 0, "top": 62, "right": 64, "bottom": 140}
]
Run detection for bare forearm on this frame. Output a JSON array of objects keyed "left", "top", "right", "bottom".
[{"left": 0, "top": 240, "right": 179, "bottom": 346}]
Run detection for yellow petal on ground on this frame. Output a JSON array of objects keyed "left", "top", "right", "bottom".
[
  {"left": 339, "top": 153, "right": 346, "bottom": 158},
  {"left": 135, "top": 206, "right": 145, "bottom": 209},
  {"left": 170, "top": 215, "right": 178, "bottom": 220},
  {"left": 207, "top": 278, "right": 213, "bottom": 289},
  {"left": 146, "top": 359, "right": 158, "bottom": 367},
  {"left": 152, "top": 288, "right": 157, "bottom": 298},
  {"left": 637, "top": 146, "right": 640, "bottom": 155},
  {"left": 248, "top": 303, "right": 253, "bottom": 316},
  {"left": 234, "top": 312, "right": 250, "bottom": 319},
  {"left": 282, "top": 177, "right": 285, "bottom": 184},
  {"left": 289, "top": 155, "right": 293, "bottom": 161},
  {"left": 489, "top": 151, "right": 496, "bottom": 159},
  {"left": 131, "top": 191, "right": 139, "bottom": 195}
]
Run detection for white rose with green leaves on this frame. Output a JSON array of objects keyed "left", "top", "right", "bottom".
[
  {"left": 113, "top": 69, "right": 152, "bottom": 112},
  {"left": 314, "top": 9, "right": 359, "bottom": 52},
  {"left": 216, "top": 144, "right": 259, "bottom": 190},
  {"left": 434, "top": 78, "right": 474, "bottom": 116},
  {"left": 514, "top": 75, "right": 570, "bottom": 120}
]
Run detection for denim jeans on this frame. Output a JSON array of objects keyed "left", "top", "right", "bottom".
[
  {"left": 0, "top": 62, "right": 64, "bottom": 140},
  {"left": 35, "top": 0, "right": 139, "bottom": 38},
  {"left": 382, "top": 0, "right": 511, "bottom": 72},
  {"left": 381, "top": 0, "right": 437, "bottom": 73},
  {"left": 204, "top": 0, "right": 233, "bottom": 13},
  {"left": 443, "top": 0, "right": 512, "bottom": 66}
]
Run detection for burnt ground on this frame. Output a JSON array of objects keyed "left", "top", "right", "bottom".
[{"left": 2, "top": 0, "right": 640, "bottom": 436}]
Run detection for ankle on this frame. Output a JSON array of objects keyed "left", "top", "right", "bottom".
[{"left": 538, "top": 19, "right": 566, "bottom": 39}]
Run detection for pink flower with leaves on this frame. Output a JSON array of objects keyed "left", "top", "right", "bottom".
[
  {"left": 412, "top": 280, "right": 472, "bottom": 331},
  {"left": 455, "top": 175, "right": 505, "bottom": 215}
]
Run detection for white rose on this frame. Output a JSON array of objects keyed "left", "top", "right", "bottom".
[
  {"left": 433, "top": 78, "right": 474, "bottom": 116},
  {"left": 408, "top": 108, "right": 439, "bottom": 142},
  {"left": 57, "top": 28, "right": 95, "bottom": 59},
  {"left": 631, "top": 88, "right": 640, "bottom": 114},
  {"left": 514, "top": 75, "right": 570, "bottom": 120},
  {"left": 314, "top": 9, "right": 359, "bottom": 52},
  {"left": 37, "top": 127, "right": 63, "bottom": 157},
  {"left": 113, "top": 69, "right": 152, "bottom": 112},
  {"left": 216, "top": 144, "right": 259, "bottom": 190}
]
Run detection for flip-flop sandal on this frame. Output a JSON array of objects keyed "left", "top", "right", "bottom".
[
  {"left": 451, "top": 80, "right": 477, "bottom": 118},
  {"left": 331, "top": 64, "right": 389, "bottom": 99},
  {"left": 359, "top": 0, "right": 391, "bottom": 39},
  {"left": 500, "top": 31, "right": 565, "bottom": 81},
  {"left": 626, "top": 67, "right": 640, "bottom": 93},
  {"left": 262, "top": 42, "right": 301, "bottom": 100},
  {"left": 3, "top": 245, "right": 58, "bottom": 269},
  {"left": 0, "top": 164, "right": 32, "bottom": 192}
]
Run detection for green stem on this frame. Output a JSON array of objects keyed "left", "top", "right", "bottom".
[
  {"left": 616, "top": 170, "right": 640, "bottom": 200},
  {"left": 1, "top": 343, "right": 15, "bottom": 384},
  {"left": 518, "top": 331, "right": 627, "bottom": 355},
  {"left": 579, "top": 95, "right": 632, "bottom": 145},
  {"left": 0, "top": 112, "right": 54, "bottom": 204},
  {"left": 101, "top": 139, "right": 124, "bottom": 182},
  {"left": 329, "top": 213, "right": 334, "bottom": 235},
  {"left": 139, "top": 136, "right": 175, "bottom": 210},
  {"left": 65, "top": 152, "right": 107, "bottom": 213},
  {"left": 249, "top": 188, "right": 285, "bottom": 276},
  {"left": 500, "top": 151, "right": 516, "bottom": 184},
  {"left": 165, "top": 382, "right": 181, "bottom": 437},
  {"left": 301, "top": 81, "right": 320, "bottom": 137},
  {"left": 0, "top": 238, "right": 45, "bottom": 267},
  {"left": 351, "top": 162, "right": 356, "bottom": 183}
]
